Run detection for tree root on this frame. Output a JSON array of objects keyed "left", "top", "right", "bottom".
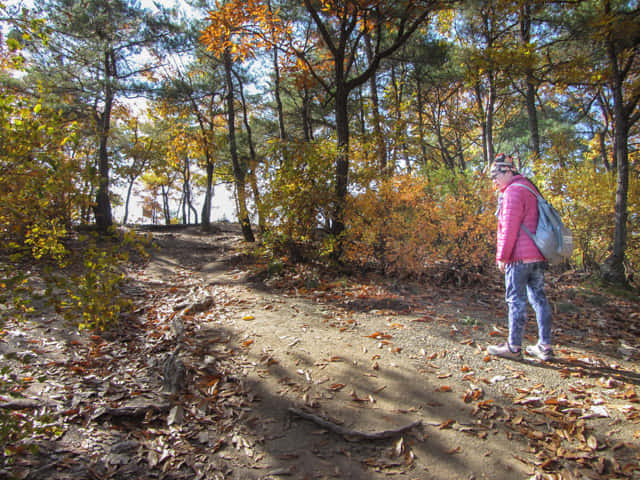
[{"left": 288, "top": 407, "right": 421, "bottom": 441}]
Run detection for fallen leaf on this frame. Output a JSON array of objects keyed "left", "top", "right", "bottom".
[
  {"left": 392, "top": 437, "right": 404, "bottom": 457},
  {"left": 440, "top": 419, "right": 455, "bottom": 429},
  {"left": 350, "top": 390, "right": 367, "bottom": 402},
  {"left": 366, "top": 331, "right": 392, "bottom": 339}
]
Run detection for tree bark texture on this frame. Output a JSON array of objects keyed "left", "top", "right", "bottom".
[{"left": 224, "top": 49, "right": 255, "bottom": 242}]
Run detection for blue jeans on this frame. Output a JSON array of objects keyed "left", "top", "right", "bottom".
[{"left": 504, "top": 262, "right": 552, "bottom": 348}]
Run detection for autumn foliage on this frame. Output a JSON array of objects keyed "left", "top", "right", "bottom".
[
  {"left": 200, "top": 0, "right": 287, "bottom": 61},
  {"left": 259, "top": 139, "right": 336, "bottom": 261},
  {"left": 343, "top": 171, "right": 496, "bottom": 282},
  {"left": 0, "top": 88, "right": 87, "bottom": 261},
  {"left": 532, "top": 156, "right": 640, "bottom": 276}
]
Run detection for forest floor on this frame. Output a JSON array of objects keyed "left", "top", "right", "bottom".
[{"left": 2, "top": 223, "right": 640, "bottom": 480}]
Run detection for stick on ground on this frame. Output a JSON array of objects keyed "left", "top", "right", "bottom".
[{"left": 288, "top": 407, "right": 421, "bottom": 441}]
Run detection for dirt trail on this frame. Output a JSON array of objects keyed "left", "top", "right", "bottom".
[
  {"left": 2, "top": 224, "right": 638, "bottom": 480},
  {"left": 138, "top": 226, "right": 640, "bottom": 479}
]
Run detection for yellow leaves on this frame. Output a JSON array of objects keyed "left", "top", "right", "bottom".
[
  {"left": 201, "top": 0, "right": 289, "bottom": 61},
  {"left": 532, "top": 154, "right": 640, "bottom": 271}
]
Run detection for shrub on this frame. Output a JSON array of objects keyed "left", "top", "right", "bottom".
[
  {"left": 259, "top": 139, "right": 336, "bottom": 261},
  {"left": 531, "top": 157, "right": 639, "bottom": 279},
  {"left": 343, "top": 171, "right": 495, "bottom": 282}
]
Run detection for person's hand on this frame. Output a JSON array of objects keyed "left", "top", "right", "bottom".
[{"left": 497, "top": 261, "right": 506, "bottom": 273}]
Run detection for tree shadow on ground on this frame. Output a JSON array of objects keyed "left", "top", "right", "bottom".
[{"left": 211, "top": 325, "right": 533, "bottom": 480}]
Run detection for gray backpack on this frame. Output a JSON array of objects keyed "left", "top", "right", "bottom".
[{"left": 510, "top": 183, "right": 574, "bottom": 265}]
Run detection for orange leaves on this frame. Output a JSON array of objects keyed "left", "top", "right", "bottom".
[
  {"left": 462, "top": 388, "right": 484, "bottom": 403},
  {"left": 365, "top": 331, "right": 392, "bottom": 340},
  {"left": 343, "top": 173, "right": 495, "bottom": 281},
  {"left": 439, "top": 419, "right": 455, "bottom": 429},
  {"left": 200, "top": 0, "right": 289, "bottom": 61}
]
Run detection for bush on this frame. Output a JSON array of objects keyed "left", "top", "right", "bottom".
[
  {"left": 343, "top": 171, "right": 496, "bottom": 282},
  {"left": 49, "top": 229, "right": 148, "bottom": 331},
  {"left": 259, "top": 139, "right": 336, "bottom": 261},
  {"left": 531, "top": 157, "right": 639, "bottom": 280}
]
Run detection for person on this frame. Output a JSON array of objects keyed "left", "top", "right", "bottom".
[{"left": 487, "top": 154, "right": 554, "bottom": 361}]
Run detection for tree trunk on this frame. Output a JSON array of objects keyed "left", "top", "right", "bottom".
[
  {"left": 94, "top": 135, "right": 112, "bottom": 232},
  {"left": 332, "top": 82, "right": 349, "bottom": 236},
  {"left": 486, "top": 72, "right": 496, "bottom": 163},
  {"left": 224, "top": 49, "right": 254, "bottom": 242},
  {"left": 415, "top": 75, "right": 428, "bottom": 167},
  {"left": 274, "top": 47, "right": 286, "bottom": 140},
  {"left": 161, "top": 185, "right": 171, "bottom": 225},
  {"left": 525, "top": 78, "right": 540, "bottom": 158},
  {"left": 600, "top": 35, "right": 629, "bottom": 285},
  {"left": 520, "top": 1, "right": 540, "bottom": 159},
  {"left": 123, "top": 177, "right": 135, "bottom": 225},
  {"left": 201, "top": 161, "right": 214, "bottom": 230},
  {"left": 236, "top": 69, "right": 265, "bottom": 232},
  {"left": 302, "top": 87, "right": 313, "bottom": 141},
  {"left": 267, "top": 0, "right": 286, "bottom": 141},
  {"left": 93, "top": 49, "right": 115, "bottom": 233},
  {"left": 475, "top": 82, "right": 489, "bottom": 166},
  {"left": 365, "top": 33, "right": 386, "bottom": 173}
]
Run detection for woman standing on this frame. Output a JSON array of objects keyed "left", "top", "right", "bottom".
[{"left": 487, "top": 154, "right": 554, "bottom": 361}]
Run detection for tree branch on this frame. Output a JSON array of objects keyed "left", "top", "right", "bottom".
[{"left": 288, "top": 407, "right": 421, "bottom": 441}]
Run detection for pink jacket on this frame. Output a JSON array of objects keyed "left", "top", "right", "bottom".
[{"left": 496, "top": 175, "right": 545, "bottom": 264}]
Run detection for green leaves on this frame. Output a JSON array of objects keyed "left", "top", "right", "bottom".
[{"left": 53, "top": 233, "right": 139, "bottom": 331}]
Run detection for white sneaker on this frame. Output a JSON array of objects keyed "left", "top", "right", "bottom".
[
  {"left": 525, "top": 344, "right": 554, "bottom": 361},
  {"left": 487, "top": 343, "right": 522, "bottom": 359}
]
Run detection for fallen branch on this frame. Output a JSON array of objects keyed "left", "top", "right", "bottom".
[
  {"left": 92, "top": 401, "right": 171, "bottom": 421},
  {"left": 288, "top": 407, "right": 421, "bottom": 441},
  {"left": 0, "top": 398, "right": 60, "bottom": 410}
]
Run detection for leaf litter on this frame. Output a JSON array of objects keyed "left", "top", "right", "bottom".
[{"left": 1, "top": 225, "right": 639, "bottom": 479}]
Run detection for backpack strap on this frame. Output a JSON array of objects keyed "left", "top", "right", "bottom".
[
  {"left": 509, "top": 182, "right": 540, "bottom": 198},
  {"left": 507, "top": 182, "right": 541, "bottom": 240}
]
